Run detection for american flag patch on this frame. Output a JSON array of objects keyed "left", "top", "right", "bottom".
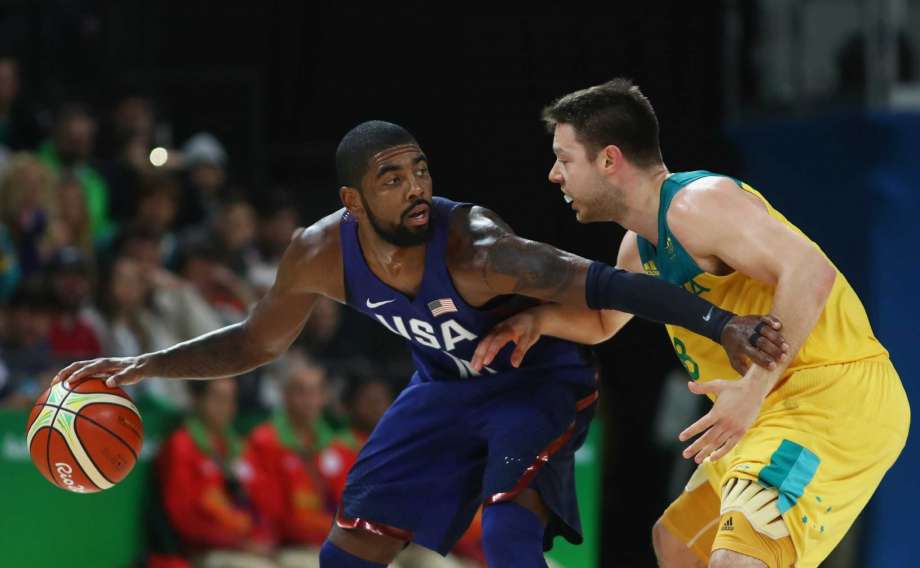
[{"left": 428, "top": 298, "right": 458, "bottom": 317}]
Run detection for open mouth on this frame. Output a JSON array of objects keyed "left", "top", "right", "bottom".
[
  {"left": 405, "top": 203, "right": 430, "bottom": 226},
  {"left": 562, "top": 190, "right": 573, "bottom": 204}
]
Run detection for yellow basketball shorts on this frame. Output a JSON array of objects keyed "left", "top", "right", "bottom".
[{"left": 660, "top": 356, "right": 909, "bottom": 568}]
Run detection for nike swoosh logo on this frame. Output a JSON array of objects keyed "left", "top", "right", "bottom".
[
  {"left": 366, "top": 298, "right": 396, "bottom": 309},
  {"left": 702, "top": 307, "right": 713, "bottom": 322}
]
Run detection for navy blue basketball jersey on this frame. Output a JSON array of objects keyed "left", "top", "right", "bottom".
[{"left": 340, "top": 197, "right": 592, "bottom": 383}]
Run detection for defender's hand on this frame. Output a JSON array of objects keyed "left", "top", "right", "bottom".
[
  {"left": 721, "top": 315, "right": 788, "bottom": 374},
  {"left": 470, "top": 311, "right": 542, "bottom": 371}
]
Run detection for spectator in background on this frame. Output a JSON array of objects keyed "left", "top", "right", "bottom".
[
  {"left": 118, "top": 226, "right": 262, "bottom": 414},
  {"left": 246, "top": 352, "right": 337, "bottom": 568},
  {"left": 157, "top": 378, "right": 275, "bottom": 568},
  {"left": 248, "top": 194, "right": 299, "bottom": 295},
  {"left": 110, "top": 96, "right": 156, "bottom": 154},
  {"left": 54, "top": 174, "right": 94, "bottom": 258},
  {"left": 178, "top": 239, "right": 254, "bottom": 325},
  {"left": 0, "top": 284, "right": 55, "bottom": 407},
  {"left": 296, "top": 297, "right": 346, "bottom": 367},
  {"left": 38, "top": 103, "right": 112, "bottom": 239},
  {"left": 134, "top": 173, "right": 181, "bottom": 261},
  {"left": 0, "top": 153, "right": 59, "bottom": 277},
  {"left": 94, "top": 255, "right": 186, "bottom": 411},
  {"left": 177, "top": 132, "right": 228, "bottom": 229},
  {"left": 0, "top": 222, "right": 19, "bottom": 301},
  {"left": 0, "top": 56, "right": 43, "bottom": 152},
  {"left": 100, "top": 96, "right": 158, "bottom": 222},
  {"left": 115, "top": 225, "right": 222, "bottom": 341},
  {"left": 318, "top": 368, "right": 392, "bottom": 502},
  {"left": 45, "top": 246, "right": 104, "bottom": 362},
  {"left": 212, "top": 198, "right": 259, "bottom": 279}
]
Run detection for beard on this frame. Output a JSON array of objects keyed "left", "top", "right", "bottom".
[
  {"left": 361, "top": 195, "right": 434, "bottom": 247},
  {"left": 578, "top": 178, "right": 624, "bottom": 223}
]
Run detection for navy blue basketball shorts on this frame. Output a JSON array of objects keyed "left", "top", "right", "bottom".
[{"left": 338, "top": 368, "right": 598, "bottom": 555}]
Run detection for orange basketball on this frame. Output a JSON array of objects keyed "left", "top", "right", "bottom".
[{"left": 25, "top": 378, "right": 144, "bottom": 493}]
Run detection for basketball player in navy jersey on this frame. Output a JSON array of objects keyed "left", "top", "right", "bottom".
[{"left": 54, "top": 121, "right": 787, "bottom": 568}]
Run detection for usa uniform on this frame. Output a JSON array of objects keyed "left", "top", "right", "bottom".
[{"left": 337, "top": 197, "right": 598, "bottom": 554}]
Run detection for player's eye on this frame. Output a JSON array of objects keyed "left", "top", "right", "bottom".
[{"left": 386, "top": 176, "right": 401, "bottom": 186}]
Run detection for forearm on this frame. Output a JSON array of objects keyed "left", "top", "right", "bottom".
[
  {"left": 141, "top": 322, "right": 276, "bottom": 380},
  {"left": 533, "top": 303, "right": 633, "bottom": 345},
  {"left": 745, "top": 261, "right": 836, "bottom": 392},
  {"left": 585, "top": 261, "right": 733, "bottom": 342}
]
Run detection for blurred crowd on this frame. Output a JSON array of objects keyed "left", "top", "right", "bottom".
[{"left": 0, "top": 54, "right": 482, "bottom": 567}]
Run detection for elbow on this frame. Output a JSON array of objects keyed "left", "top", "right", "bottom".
[
  {"left": 816, "top": 257, "right": 836, "bottom": 301},
  {"left": 587, "top": 335, "right": 609, "bottom": 346},
  {"left": 591, "top": 310, "right": 620, "bottom": 345},
  {"left": 252, "top": 341, "right": 285, "bottom": 367},
  {"left": 806, "top": 253, "right": 836, "bottom": 305},
  {"left": 239, "top": 324, "right": 285, "bottom": 368}
]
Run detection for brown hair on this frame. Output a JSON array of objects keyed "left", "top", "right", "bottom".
[{"left": 542, "top": 78, "right": 663, "bottom": 167}]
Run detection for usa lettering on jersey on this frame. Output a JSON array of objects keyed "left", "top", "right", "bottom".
[{"left": 374, "top": 314, "right": 495, "bottom": 377}]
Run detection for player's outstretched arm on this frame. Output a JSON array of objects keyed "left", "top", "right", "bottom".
[
  {"left": 470, "top": 231, "right": 643, "bottom": 371},
  {"left": 459, "top": 206, "right": 787, "bottom": 371},
  {"left": 53, "top": 222, "right": 337, "bottom": 388},
  {"left": 668, "top": 178, "right": 837, "bottom": 463}
]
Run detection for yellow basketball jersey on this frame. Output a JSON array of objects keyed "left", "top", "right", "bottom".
[{"left": 636, "top": 171, "right": 887, "bottom": 387}]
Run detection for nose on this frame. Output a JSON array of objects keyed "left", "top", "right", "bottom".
[
  {"left": 548, "top": 161, "right": 563, "bottom": 184},
  {"left": 407, "top": 172, "right": 425, "bottom": 201}
]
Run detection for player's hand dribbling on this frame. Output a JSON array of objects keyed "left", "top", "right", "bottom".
[
  {"left": 720, "top": 315, "right": 788, "bottom": 375},
  {"left": 52, "top": 356, "right": 150, "bottom": 389},
  {"left": 470, "top": 311, "right": 542, "bottom": 372}
]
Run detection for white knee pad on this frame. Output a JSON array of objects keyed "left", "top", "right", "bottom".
[{"left": 720, "top": 478, "right": 790, "bottom": 540}]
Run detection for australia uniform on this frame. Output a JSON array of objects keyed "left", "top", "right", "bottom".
[
  {"left": 337, "top": 197, "right": 598, "bottom": 554},
  {"left": 642, "top": 171, "right": 910, "bottom": 567}
]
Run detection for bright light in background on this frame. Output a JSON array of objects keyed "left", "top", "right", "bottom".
[{"left": 149, "top": 147, "right": 168, "bottom": 167}]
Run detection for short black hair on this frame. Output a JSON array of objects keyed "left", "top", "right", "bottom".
[
  {"left": 335, "top": 120, "right": 417, "bottom": 190},
  {"left": 542, "top": 78, "right": 663, "bottom": 167}
]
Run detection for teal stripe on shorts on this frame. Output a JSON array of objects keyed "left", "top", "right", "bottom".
[{"left": 758, "top": 439, "right": 821, "bottom": 514}]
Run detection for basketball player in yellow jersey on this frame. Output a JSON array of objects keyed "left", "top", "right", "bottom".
[{"left": 470, "top": 78, "right": 911, "bottom": 568}]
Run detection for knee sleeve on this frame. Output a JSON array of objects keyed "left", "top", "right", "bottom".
[{"left": 713, "top": 478, "right": 797, "bottom": 568}]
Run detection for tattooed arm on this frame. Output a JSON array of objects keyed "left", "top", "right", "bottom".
[
  {"left": 450, "top": 205, "right": 787, "bottom": 370},
  {"left": 53, "top": 214, "right": 346, "bottom": 387},
  {"left": 455, "top": 206, "right": 591, "bottom": 306}
]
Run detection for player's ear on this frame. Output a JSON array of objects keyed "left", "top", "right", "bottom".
[
  {"left": 600, "top": 145, "right": 622, "bottom": 173},
  {"left": 339, "top": 186, "right": 363, "bottom": 215}
]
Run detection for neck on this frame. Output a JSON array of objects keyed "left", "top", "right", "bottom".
[{"left": 612, "top": 164, "right": 670, "bottom": 245}]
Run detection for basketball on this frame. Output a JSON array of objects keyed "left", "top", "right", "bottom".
[{"left": 25, "top": 378, "right": 144, "bottom": 493}]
